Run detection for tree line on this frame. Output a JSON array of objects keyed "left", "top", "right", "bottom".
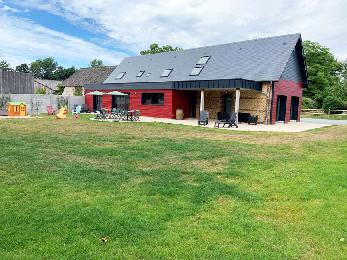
[{"left": 0, "top": 58, "right": 105, "bottom": 81}]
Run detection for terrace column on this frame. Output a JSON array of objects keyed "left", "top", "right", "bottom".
[
  {"left": 235, "top": 88, "right": 240, "bottom": 124},
  {"left": 200, "top": 89, "right": 205, "bottom": 111}
]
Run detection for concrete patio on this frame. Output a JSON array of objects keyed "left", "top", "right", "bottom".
[{"left": 138, "top": 116, "right": 331, "bottom": 132}]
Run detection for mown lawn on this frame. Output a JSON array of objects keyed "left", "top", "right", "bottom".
[
  {"left": 0, "top": 115, "right": 346, "bottom": 259},
  {"left": 302, "top": 113, "right": 347, "bottom": 120}
]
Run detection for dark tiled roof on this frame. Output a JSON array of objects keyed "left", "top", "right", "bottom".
[
  {"left": 63, "top": 66, "right": 117, "bottom": 87},
  {"left": 104, "top": 34, "right": 302, "bottom": 83}
]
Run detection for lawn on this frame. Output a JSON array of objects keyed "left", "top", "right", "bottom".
[{"left": 0, "top": 115, "right": 346, "bottom": 259}]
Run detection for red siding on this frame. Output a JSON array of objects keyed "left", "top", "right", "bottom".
[
  {"left": 172, "top": 90, "right": 191, "bottom": 118},
  {"left": 271, "top": 80, "right": 303, "bottom": 124},
  {"left": 85, "top": 89, "right": 177, "bottom": 118}
]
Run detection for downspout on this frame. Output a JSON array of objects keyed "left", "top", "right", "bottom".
[{"left": 270, "top": 81, "right": 275, "bottom": 124}]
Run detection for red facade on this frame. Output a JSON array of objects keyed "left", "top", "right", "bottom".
[
  {"left": 85, "top": 89, "right": 190, "bottom": 119},
  {"left": 271, "top": 80, "right": 303, "bottom": 124}
]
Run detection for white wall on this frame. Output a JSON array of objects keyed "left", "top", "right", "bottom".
[{"left": 9, "top": 94, "right": 85, "bottom": 114}]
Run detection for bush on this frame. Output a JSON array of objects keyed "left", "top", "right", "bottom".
[
  {"left": 302, "top": 97, "right": 317, "bottom": 109},
  {"left": 35, "top": 87, "right": 47, "bottom": 94},
  {"left": 322, "top": 96, "right": 344, "bottom": 110},
  {"left": 74, "top": 86, "right": 83, "bottom": 96}
]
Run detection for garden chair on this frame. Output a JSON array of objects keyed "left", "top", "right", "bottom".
[
  {"left": 56, "top": 106, "right": 67, "bottom": 119},
  {"left": 223, "top": 112, "right": 238, "bottom": 128},
  {"left": 134, "top": 110, "right": 141, "bottom": 121},
  {"left": 198, "top": 110, "right": 209, "bottom": 126},
  {"left": 47, "top": 105, "right": 55, "bottom": 115},
  {"left": 214, "top": 111, "right": 226, "bottom": 128},
  {"left": 248, "top": 115, "right": 258, "bottom": 125},
  {"left": 72, "top": 105, "right": 82, "bottom": 118}
]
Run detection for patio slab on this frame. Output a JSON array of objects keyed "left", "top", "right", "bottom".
[{"left": 138, "top": 117, "right": 332, "bottom": 132}]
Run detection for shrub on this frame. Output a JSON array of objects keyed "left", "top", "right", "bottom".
[
  {"left": 322, "top": 96, "right": 344, "bottom": 110},
  {"left": 35, "top": 87, "right": 47, "bottom": 94},
  {"left": 302, "top": 97, "right": 317, "bottom": 109},
  {"left": 74, "top": 86, "right": 83, "bottom": 96}
]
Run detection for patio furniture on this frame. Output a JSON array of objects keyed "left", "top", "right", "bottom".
[
  {"left": 238, "top": 112, "right": 251, "bottom": 123},
  {"left": 214, "top": 111, "right": 226, "bottom": 128},
  {"left": 248, "top": 115, "right": 258, "bottom": 125},
  {"left": 94, "top": 109, "right": 108, "bottom": 120},
  {"left": 223, "top": 112, "right": 238, "bottom": 128},
  {"left": 198, "top": 111, "right": 208, "bottom": 126},
  {"left": 72, "top": 105, "right": 82, "bottom": 118},
  {"left": 81, "top": 104, "right": 90, "bottom": 113},
  {"left": 134, "top": 110, "right": 141, "bottom": 121},
  {"left": 47, "top": 105, "right": 55, "bottom": 115},
  {"left": 56, "top": 106, "right": 67, "bottom": 119}
]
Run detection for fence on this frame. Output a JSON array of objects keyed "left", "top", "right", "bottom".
[
  {"left": 0, "top": 70, "right": 34, "bottom": 94},
  {"left": 301, "top": 109, "right": 347, "bottom": 115},
  {"left": 8, "top": 94, "right": 85, "bottom": 114}
]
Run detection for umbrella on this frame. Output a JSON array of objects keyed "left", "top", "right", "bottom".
[
  {"left": 106, "top": 91, "right": 128, "bottom": 96},
  {"left": 86, "top": 91, "right": 104, "bottom": 95}
]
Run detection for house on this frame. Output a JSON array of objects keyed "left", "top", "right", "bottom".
[
  {"left": 0, "top": 70, "right": 34, "bottom": 94},
  {"left": 85, "top": 33, "right": 307, "bottom": 124},
  {"left": 62, "top": 66, "right": 117, "bottom": 96},
  {"left": 34, "top": 79, "right": 62, "bottom": 94}
]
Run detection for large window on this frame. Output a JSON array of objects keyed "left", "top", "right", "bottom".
[{"left": 141, "top": 93, "right": 164, "bottom": 105}]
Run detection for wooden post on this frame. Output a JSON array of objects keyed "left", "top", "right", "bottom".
[
  {"left": 235, "top": 88, "right": 240, "bottom": 124},
  {"left": 200, "top": 89, "right": 205, "bottom": 111}
]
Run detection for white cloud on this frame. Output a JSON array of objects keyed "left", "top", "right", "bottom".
[
  {"left": 3, "top": 0, "right": 347, "bottom": 66},
  {"left": 0, "top": 12, "right": 127, "bottom": 67}
]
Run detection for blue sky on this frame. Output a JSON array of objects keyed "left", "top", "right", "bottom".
[{"left": 0, "top": 0, "right": 346, "bottom": 68}]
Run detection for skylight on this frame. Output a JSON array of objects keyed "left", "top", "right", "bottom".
[
  {"left": 161, "top": 69, "right": 173, "bottom": 77},
  {"left": 145, "top": 73, "right": 151, "bottom": 77},
  {"left": 115, "top": 72, "right": 126, "bottom": 79},
  {"left": 136, "top": 70, "right": 145, "bottom": 77},
  {"left": 197, "top": 56, "right": 210, "bottom": 65},
  {"left": 190, "top": 66, "right": 204, "bottom": 76}
]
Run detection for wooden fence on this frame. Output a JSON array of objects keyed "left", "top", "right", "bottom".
[
  {"left": 0, "top": 70, "right": 34, "bottom": 94},
  {"left": 301, "top": 109, "right": 347, "bottom": 114}
]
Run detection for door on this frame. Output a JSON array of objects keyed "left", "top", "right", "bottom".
[
  {"left": 276, "top": 95, "right": 287, "bottom": 121},
  {"left": 189, "top": 92, "right": 197, "bottom": 117},
  {"left": 290, "top": 96, "right": 299, "bottom": 121},
  {"left": 19, "top": 105, "right": 26, "bottom": 116},
  {"left": 224, "top": 94, "right": 232, "bottom": 115},
  {"left": 93, "top": 95, "right": 102, "bottom": 112}
]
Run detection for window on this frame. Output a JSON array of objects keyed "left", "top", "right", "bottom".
[
  {"left": 145, "top": 72, "right": 151, "bottom": 77},
  {"left": 141, "top": 93, "right": 164, "bottom": 105},
  {"left": 190, "top": 66, "right": 204, "bottom": 76},
  {"left": 161, "top": 69, "right": 173, "bottom": 77},
  {"left": 136, "top": 70, "right": 145, "bottom": 77},
  {"left": 115, "top": 72, "right": 126, "bottom": 79},
  {"left": 197, "top": 56, "right": 210, "bottom": 65}
]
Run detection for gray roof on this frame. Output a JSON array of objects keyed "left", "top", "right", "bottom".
[
  {"left": 63, "top": 66, "right": 117, "bottom": 87},
  {"left": 104, "top": 33, "right": 303, "bottom": 84}
]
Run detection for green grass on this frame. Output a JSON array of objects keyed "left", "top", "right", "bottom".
[
  {"left": 302, "top": 113, "right": 347, "bottom": 120},
  {"left": 0, "top": 115, "right": 346, "bottom": 259}
]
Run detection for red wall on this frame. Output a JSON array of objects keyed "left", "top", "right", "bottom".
[
  {"left": 85, "top": 89, "right": 194, "bottom": 119},
  {"left": 271, "top": 80, "right": 303, "bottom": 124}
]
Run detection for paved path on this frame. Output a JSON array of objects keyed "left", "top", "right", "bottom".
[{"left": 301, "top": 118, "right": 347, "bottom": 125}]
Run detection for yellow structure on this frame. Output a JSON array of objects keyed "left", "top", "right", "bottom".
[
  {"left": 7, "top": 102, "right": 27, "bottom": 117},
  {"left": 56, "top": 106, "right": 68, "bottom": 119}
]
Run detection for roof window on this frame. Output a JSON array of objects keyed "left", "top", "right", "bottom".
[
  {"left": 161, "top": 69, "right": 173, "bottom": 77},
  {"left": 115, "top": 72, "right": 126, "bottom": 79},
  {"left": 190, "top": 66, "right": 204, "bottom": 76},
  {"left": 197, "top": 56, "right": 210, "bottom": 65}
]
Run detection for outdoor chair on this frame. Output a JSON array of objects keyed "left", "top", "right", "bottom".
[
  {"left": 47, "top": 105, "right": 55, "bottom": 115},
  {"left": 94, "top": 109, "right": 108, "bottom": 120},
  {"left": 72, "top": 105, "right": 82, "bottom": 118},
  {"left": 198, "top": 111, "right": 209, "bottom": 126},
  {"left": 248, "top": 115, "right": 258, "bottom": 125},
  {"left": 134, "top": 110, "right": 141, "bottom": 121},
  {"left": 223, "top": 112, "right": 238, "bottom": 128},
  {"left": 214, "top": 111, "right": 225, "bottom": 128},
  {"left": 81, "top": 104, "right": 90, "bottom": 113}
]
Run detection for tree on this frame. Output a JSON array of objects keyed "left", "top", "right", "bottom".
[
  {"left": 0, "top": 60, "right": 13, "bottom": 71},
  {"left": 30, "top": 57, "right": 58, "bottom": 79},
  {"left": 53, "top": 66, "right": 76, "bottom": 81},
  {"left": 54, "top": 84, "right": 65, "bottom": 95},
  {"left": 303, "top": 41, "right": 344, "bottom": 107},
  {"left": 16, "top": 63, "right": 31, "bottom": 73},
  {"left": 89, "top": 59, "right": 104, "bottom": 68},
  {"left": 140, "top": 43, "right": 183, "bottom": 55}
]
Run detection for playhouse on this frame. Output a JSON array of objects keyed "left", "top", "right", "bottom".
[{"left": 7, "top": 102, "right": 27, "bottom": 116}]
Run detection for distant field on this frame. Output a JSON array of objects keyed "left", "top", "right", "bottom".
[
  {"left": 0, "top": 115, "right": 346, "bottom": 259},
  {"left": 302, "top": 113, "right": 347, "bottom": 120}
]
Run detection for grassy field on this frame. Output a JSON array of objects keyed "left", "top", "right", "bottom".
[
  {"left": 302, "top": 113, "right": 347, "bottom": 120},
  {"left": 0, "top": 115, "right": 346, "bottom": 259}
]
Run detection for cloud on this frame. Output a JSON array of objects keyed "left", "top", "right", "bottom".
[
  {"left": 4, "top": 0, "right": 347, "bottom": 66},
  {"left": 0, "top": 12, "right": 127, "bottom": 67}
]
